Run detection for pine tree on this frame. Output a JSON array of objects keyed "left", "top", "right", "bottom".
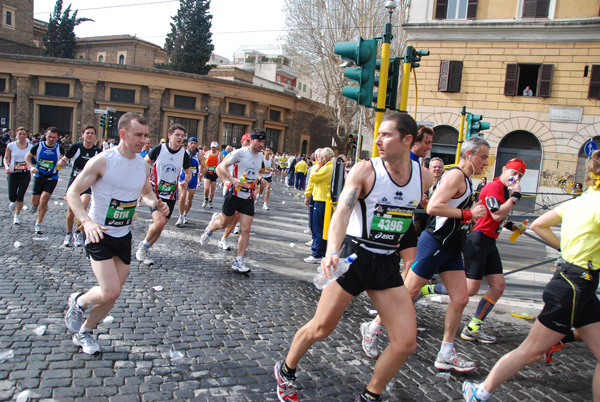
[
  {"left": 43, "top": 0, "right": 93, "bottom": 59},
  {"left": 161, "top": 0, "right": 214, "bottom": 75}
]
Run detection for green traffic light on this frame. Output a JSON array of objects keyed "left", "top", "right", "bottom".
[
  {"left": 465, "top": 113, "right": 490, "bottom": 138},
  {"left": 335, "top": 38, "right": 378, "bottom": 106}
]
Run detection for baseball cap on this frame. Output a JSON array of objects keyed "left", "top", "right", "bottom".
[
  {"left": 160, "top": 138, "right": 167, "bottom": 143},
  {"left": 241, "top": 133, "right": 251, "bottom": 142},
  {"left": 188, "top": 136, "right": 198, "bottom": 143},
  {"left": 211, "top": 141, "right": 218, "bottom": 148}
]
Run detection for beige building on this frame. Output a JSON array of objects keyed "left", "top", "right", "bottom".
[{"left": 404, "top": 0, "right": 600, "bottom": 210}]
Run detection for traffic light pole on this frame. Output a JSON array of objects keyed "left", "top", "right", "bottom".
[
  {"left": 371, "top": 22, "right": 393, "bottom": 158},
  {"left": 455, "top": 106, "right": 467, "bottom": 165}
]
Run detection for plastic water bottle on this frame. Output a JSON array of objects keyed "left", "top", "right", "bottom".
[
  {"left": 509, "top": 219, "right": 528, "bottom": 242},
  {"left": 235, "top": 174, "right": 246, "bottom": 191},
  {"left": 313, "top": 253, "right": 357, "bottom": 290}
]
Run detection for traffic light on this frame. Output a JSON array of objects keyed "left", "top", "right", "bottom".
[
  {"left": 107, "top": 115, "right": 115, "bottom": 129},
  {"left": 374, "top": 57, "right": 401, "bottom": 110},
  {"left": 465, "top": 113, "right": 491, "bottom": 138},
  {"left": 334, "top": 38, "right": 378, "bottom": 106},
  {"left": 349, "top": 134, "right": 358, "bottom": 149},
  {"left": 100, "top": 115, "right": 107, "bottom": 128},
  {"left": 404, "top": 45, "right": 430, "bottom": 68}
]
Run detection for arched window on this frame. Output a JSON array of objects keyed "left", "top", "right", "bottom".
[
  {"left": 98, "top": 55, "right": 104, "bottom": 63},
  {"left": 119, "top": 55, "right": 125, "bottom": 64}
]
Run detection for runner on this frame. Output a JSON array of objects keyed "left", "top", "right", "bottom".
[
  {"left": 255, "top": 147, "right": 273, "bottom": 210},
  {"left": 274, "top": 112, "right": 433, "bottom": 402},
  {"left": 463, "top": 149, "right": 600, "bottom": 402},
  {"left": 202, "top": 141, "right": 222, "bottom": 208},
  {"left": 135, "top": 124, "right": 191, "bottom": 264},
  {"left": 63, "top": 112, "right": 168, "bottom": 354},
  {"left": 199, "top": 128, "right": 266, "bottom": 272},
  {"left": 460, "top": 158, "right": 526, "bottom": 344},
  {"left": 62, "top": 125, "right": 102, "bottom": 247},
  {"left": 176, "top": 137, "right": 206, "bottom": 226},
  {"left": 25, "top": 127, "right": 66, "bottom": 234},
  {"left": 279, "top": 153, "right": 289, "bottom": 182},
  {"left": 4, "top": 127, "right": 33, "bottom": 225}
]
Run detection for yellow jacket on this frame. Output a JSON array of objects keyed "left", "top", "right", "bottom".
[
  {"left": 295, "top": 160, "right": 308, "bottom": 174},
  {"left": 305, "top": 161, "right": 333, "bottom": 202}
]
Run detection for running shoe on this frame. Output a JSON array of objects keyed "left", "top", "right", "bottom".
[
  {"left": 434, "top": 349, "right": 476, "bottom": 372},
  {"left": 233, "top": 224, "right": 240, "bottom": 234},
  {"left": 305, "top": 240, "right": 312, "bottom": 247},
  {"left": 13, "top": 214, "right": 20, "bottom": 225},
  {"left": 231, "top": 257, "right": 250, "bottom": 273},
  {"left": 208, "top": 200, "right": 213, "bottom": 208},
  {"left": 31, "top": 205, "right": 37, "bottom": 213},
  {"left": 303, "top": 256, "right": 322, "bottom": 264},
  {"left": 202, "top": 200, "right": 207, "bottom": 207},
  {"left": 360, "top": 322, "right": 381, "bottom": 359},
  {"left": 463, "top": 381, "right": 488, "bottom": 402},
  {"left": 263, "top": 203, "right": 269, "bottom": 210},
  {"left": 274, "top": 360, "right": 298, "bottom": 402},
  {"left": 34, "top": 222, "right": 43, "bottom": 234},
  {"left": 182, "top": 214, "right": 188, "bottom": 224},
  {"left": 175, "top": 215, "right": 185, "bottom": 227},
  {"left": 303, "top": 229, "right": 312, "bottom": 235},
  {"left": 72, "top": 331, "right": 100, "bottom": 355},
  {"left": 73, "top": 231, "right": 84, "bottom": 247},
  {"left": 461, "top": 326, "right": 496, "bottom": 344},
  {"left": 200, "top": 230, "right": 212, "bottom": 246},
  {"left": 63, "top": 233, "right": 73, "bottom": 247},
  {"left": 218, "top": 238, "right": 231, "bottom": 251},
  {"left": 65, "top": 292, "right": 85, "bottom": 333},
  {"left": 544, "top": 340, "right": 565, "bottom": 364},
  {"left": 135, "top": 241, "right": 150, "bottom": 262}
]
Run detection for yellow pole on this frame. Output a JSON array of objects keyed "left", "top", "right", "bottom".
[
  {"left": 371, "top": 40, "right": 392, "bottom": 158},
  {"left": 399, "top": 61, "right": 412, "bottom": 113},
  {"left": 323, "top": 193, "right": 333, "bottom": 240},
  {"left": 455, "top": 107, "right": 467, "bottom": 165}
]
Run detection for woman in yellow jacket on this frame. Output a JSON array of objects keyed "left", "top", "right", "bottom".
[{"left": 303, "top": 147, "right": 335, "bottom": 263}]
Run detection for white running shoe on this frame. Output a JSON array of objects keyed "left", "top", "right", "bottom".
[
  {"left": 135, "top": 241, "right": 150, "bottom": 262},
  {"left": 13, "top": 214, "right": 20, "bottom": 225},
  {"left": 182, "top": 215, "right": 188, "bottom": 224},
  {"left": 9, "top": 202, "right": 15, "bottom": 212},
  {"left": 303, "top": 256, "right": 322, "bottom": 264},
  {"left": 63, "top": 233, "right": 73, "bottom": 247},
  {"left": 231, "top": 257, "right": 250, "bottom": 273},
  {"left": 233, "top": 224, "right": 240, "bottom": 235},
  {"left": 218, "top": 238, "right": 231, "bottom": 251},
  {"left": 208, "top": 200, "right": 213, "bottom": 208},
  {"left": 34, "top": 222, "right": 43, "bottom": 234},
  {"left": 263, "top": 203, "right": 269, "bottom": 210},
  {"left": 72, "top": 331, "right": 100, "bottom": 355},
  {"left": 202, "top": 200, "right": 207, "bottom": 207},
  {"left": 434, "top": 349, "right": 476, "bottom": 372},
  {"left": 360, "top": 322, "right": 381, "bottom": 359},
  {"left": 175, "top": 215, "right": 185, "bottom": 227},
  {"left": 73, "top": 231, "right": 84, "bottom": 247}
]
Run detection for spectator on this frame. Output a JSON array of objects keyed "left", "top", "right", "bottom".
[
  {"left": 523, "top": 85, "right": 533, "bottom": 96},
  {"left": 475, "top": 176, "right": 487, "bottom": 202},
  {"left": 295, "top": 157, "right": 308, "bottom": 190}
]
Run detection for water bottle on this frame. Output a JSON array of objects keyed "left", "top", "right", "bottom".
[
  {"left": 313, "top": 253, "right": 357, "bottom": 290},
  {"left": 509, "top": 219, "right": 528, "bottom": 242},
  {"left": 235, "top": 173, "right": 246, "bottom": 191}
]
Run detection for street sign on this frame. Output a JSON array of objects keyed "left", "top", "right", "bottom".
[
  {"left": 585, "top": 140, "right": 598, "bottom": 157},
  {"left": 106, "top": 107, "right": 117, "bottom": 113},
  {"left": 94, "top": 109, "right": 107, "bottom": 115}
]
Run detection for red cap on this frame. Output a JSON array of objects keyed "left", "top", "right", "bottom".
[
  {"left": 505, "top": 158, "right": 526, "bottom": 175},
  {"left": 241, "top": 133, "right": 251, "bottom": 142}
]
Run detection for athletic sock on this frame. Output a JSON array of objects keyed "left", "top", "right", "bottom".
[
  {"left": 78, "top": 326, "right": 92, "bottom": 335},
  {"left": 76, "top": 295, "right": 87, "bottom": 310},
  {"left": 476, "top": 384, "right": 492, "bottom": 401},
  {"left": 368, "top": 320, "right": 382, "bottom": 333},
  {"left": 469, "top": 295, "right": 497, "bottom": 330},
  {"left": 359, "top": 388, "right": 381, "bottom": 401},
  {"left": 468, "top": 318, "right": 483, "bottom": 331},
  {"left": 142, "top": 240, "right": 151, "bottom": 248},
  {"left": 440, "top": 341, "right": 454, "bottom": 356},
  {"left": 281, "top": 361, "right": 296, "bottom": 378}
]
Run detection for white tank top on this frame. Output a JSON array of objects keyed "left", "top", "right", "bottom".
[
  {"left": 7, "top": 142, "right": 33, "bottom": 173},
  {"left": 89, "top": 148, "right": 147, "bottom": 238},
  {"left": 263, "top": 157, "right": 273, "bottom": 178},
  {"left": 151, "top": 144, "right": 186, "bottom": 200},
  {"left": 227, "top": 147, "right": 264, "bottom": 199},
  {"left": 346, "top": 158, "right": 422, "bottom": 254}
]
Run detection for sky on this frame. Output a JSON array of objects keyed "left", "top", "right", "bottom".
[{"left": 33, "top": 0, "right": 287, "bottom": 60}]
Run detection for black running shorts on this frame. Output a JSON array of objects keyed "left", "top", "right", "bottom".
[
  {"left": 32, "top": 176, "right": 58, "bottom": 196},
  {"left": 204, "top": 172, "right": 218, "bottom": 182},
  {"left": 85, "top": 232, "right": 132, "bottom": 265},
  {"left": 463, "top": 231, "right": 503, "bottom": 280},
  {"left": 150, "top": 199, "right": 176, "bottom": 220},
  {"left": 222, "top": 191, "right": 254, "bottom": 217}
]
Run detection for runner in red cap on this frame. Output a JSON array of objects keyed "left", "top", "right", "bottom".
[
  {"left": 202, "top": 140, "right": 223, "bottom": 209},
  {"left": 460, "top": 158, "right": 526, "bottom": 344}
]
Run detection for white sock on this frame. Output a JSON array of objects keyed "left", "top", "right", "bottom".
[
  {"left": 369, "top": 320, "right": 382, "bottom": 333},
  {"left": 440, "top": 341, "right": 454, "bottom": 356},
  {"left": 78, "top": 326, "right": 92, "bottom": 335},
  {"left": 477, "top": 384, "right": 491, "bottom": 400},
  {"left": 76, "top": 296, "right": 87, "bottom": 309},
  {"left": 220, "top": 237, "right": 226, "bottom": 242}
]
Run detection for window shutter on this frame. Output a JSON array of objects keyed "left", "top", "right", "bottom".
[
  {"left": 466, "top": 0, "right": 478, "bottom": 19},
  {"left": 435, "top": 0, "right": 448, "bottom": 20},
  {"left": 588, "top": 65, "right": 600, "bottom": 99},
  {"left": 523, "top": 0, "right": 536, "bottom": 17},
  {"left": 523, "top": 0, "right": 549, "bottom": 18},
  {"left": 504, "top": 64, "right": 518, "bottom": 96},
  {"left": 537, "top": 64, "right": 554, "bottom": 97},
  {"left": 439, "top": 61, "right": 450, "bottom": 91},
  {"left": 448, "top": 61, "right": 463, "bottom": 92}
]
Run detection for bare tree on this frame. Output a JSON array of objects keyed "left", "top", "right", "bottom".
[{"left": 283, "top": 0, "right": 411, "bottom": 155}]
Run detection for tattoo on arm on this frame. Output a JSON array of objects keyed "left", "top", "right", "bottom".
[{"left": 345, "top": 187, "right": 359, "bottom": 209}]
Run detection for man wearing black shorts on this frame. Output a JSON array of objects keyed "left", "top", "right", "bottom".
[
  {"left": 460, "top": 159, "right": 525, "bottom": 344},
  {"left": 26, "top": 127, "right": 66, "bottom": 234},
  {"left": 199, "top": 128, "right": 266, "bottom": 273},
  {"left": 274, "top": 112, "right": 433, "bottom": 402},
  {"left": 135, "top": 124, "right": 191, "bottom": 264},
  {"left": 62, "top": 124, "right": 102, "bottom": 247},
  {"left": 63, "top": 112, "right": 168, "bottom": 354}
]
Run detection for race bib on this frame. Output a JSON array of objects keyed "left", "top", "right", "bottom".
[
  {"left": 13, "top": 162, "right": 27, "bottom": 172},
  {"left": 237, "top": 181, "right": 256, "bottom": 193},
  {"left": 208, "top": 165, "right": 217, "bottom": 173},
  {"left": 265, "top": 168, "right": 271, "bottom": 174},
  {"left": 191, "top": 166, "right": 197, "bottom": 177},
  {"left": 38, "top": 159, "right": 55, "bottom": 172},
  {"left": 157, "top": 179, "right": 177, "bottom": 196},
  {"left": 369, "top": 204, "right": 413, "bottom": 245},
  {"left": 105, "top": 198, "right": 136, "bottom": 227}
]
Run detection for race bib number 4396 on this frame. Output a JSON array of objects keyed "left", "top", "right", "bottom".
[
  {"left": 105, "top": 198, "right": 136, "bottom": 227},
  {"left": 369, "top": 204, "right": 412, "bottom": 244}
]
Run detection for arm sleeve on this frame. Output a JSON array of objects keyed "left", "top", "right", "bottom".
[
  {"left": 147, "top": 145, "right": 162, "bottom": 161},
  {"left": 29, "top": 144, "right": 39, "bottom": 155},
  {"left": 182, "top": 152, "right": 191, "bottom": 170},
  {"left": 65, "top": 144, "right": 78, "bottom": 159}
]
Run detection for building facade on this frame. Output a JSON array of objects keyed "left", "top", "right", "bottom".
[{"left": 404, "top": 0, "right": 600, "bottom": 210}]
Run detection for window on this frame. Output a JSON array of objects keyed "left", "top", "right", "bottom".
[
  {"left": 223, "top": 123, "right": 248, "bottom": 147},
  {"left": 110, "top": 88, "right": 135, "bottom": 103},
  {"left": 119, "top": 55, "right": 125, "bottom": 64},
  {"left": 98, "top": 55, "right": 104, "bottom": 63},
  {"left": 5, "top": 11, "right": 11, "bottom": 25},
  {"left": 438, "top": 61, "right": 463, "bottom": 92},
  {"left": 522, "top": 0, "right": 550, "bottom": 18},
  {"left": 3, "top": 6, "right": 16, "bottom": 29},
  {"left": 269, "top": 109, "right": 281, "bottom": 122},
  {"left": 229, "top": 102, "right": 246, "bottom": 116},
  {"left": 435, "top": 0, "right": 478, "bottom": 20},
  {"left": 266, "top": 128, "right": 280, "bottom": 151},
  {"left": 45, "top": 82, "right": 70, "bottom": 97},
  {"left": 589, "top": 65, "right": 600, "bottom": 100},
  {"left": 170, "top": 117, "right": 199, "bottom": 138},
  {"left": 504, "top": 63, "right": 554, "bottom": 97},
  {"left": 0, "top": 78, "right": 5, "bottom": 92},
  {"left": 174, "top": 95, "right": 196, "bottom": 110}
]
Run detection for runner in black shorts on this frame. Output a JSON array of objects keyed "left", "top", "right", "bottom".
[
  {"left": 462, "top": 149, "right": 600, "bottom": 402},
  {"left": 4, "top": 127, "right": 32, "bottom": 225}
]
